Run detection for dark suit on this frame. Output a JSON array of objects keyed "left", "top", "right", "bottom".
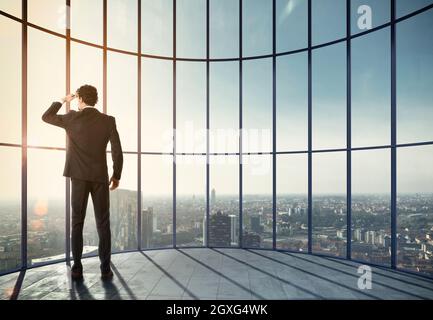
[{"left": 42, "top": 102, "right": 123, "bottom": 273}]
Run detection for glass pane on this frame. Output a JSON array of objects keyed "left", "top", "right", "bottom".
[
  {"left": 312, "top": 42, "right": 346, "bottom": 150},
  {"left": 70, "top": 43, "right": 103, "bottom": 112},
  {"left": 177, "top": 0, "right": 206, "bottom": 59},
  {"left": 312, "top": 0, "right": 346, "bottom": 46},
  {"left": 243, "top": 0, "right": 272, "bottom": 57},
  {"left": 0, "top": 147, "right": 21, "bottom": 273},
  {"left": 28, "top": 0, "right": 67, "bottom": 34},
  {"left": 68, "top": 196, "right": 99, "bottom": 259},
  {"left": 352, "top": 28, "right": 390, "bottom": 147},
  {"left": 107, "top": 0, "right": 137, "bottom": 52},
  {"left": 142, "top": 0, "right": 173, "bottom": 56},
  {"left": 276, "top": 0, "right": 308, "bottom": 52},
  {"left": 0, "top": 17, "right": 21, "bottom": 144},
  {"left": 312, "top": 151, "right": 346, "bottom": 257},
  {"left": 110, "top": 153, "right": 137, "bottom": 251},
  {"left": 71, "top": 0, "right": 103, "bottom": 44},
  {"left": 209, "top": 155, "right": 239, "bottom": 247},
  {"left": 176, "top": 155, "right": 206, "bottom": 247},
  {"left": 141, "top": 155, "right": 173, "bottom": 249},
  {"left": 210, "top": 61, "right": 239, "bottom": 153},
  {"left": 243, "top": 154, "right": 273, "bottom": 249},
  {"left": 243, "top": 58, "right": 272, "bottom": 153},
  {"left": 276, "top": 154, "right": 308, "bottom": 252},
  {"left": 27, "top": 149, "right": 65, "bottom": 265},
  {"left": 351, "top": 0, "right": 390, "bottom": 35},
  {"left": 397, "top": 146, "right": 433, "bottom": 277},
  {"left": 81, "top": 200, "right": 98, "bottom": 257},
  {"left": 176, "top": 62, "right": 206, "bottom": 153},
  {"left": 276, "top": 52, "right": 308, "bottom": 151},
  {"left": 142, "top": 58, "right": 172, "bottom": 153},
  {"left": 352, "top": 149, "right": 391, "bottom": 266},
  {"left": 210, "top": 0, "right": 239, "bottom": 59},
  {"left": 28, "top": 28, "right": 66, "bottom": 148},
  {"left": 397, "top": 9, "right": 433, "bottom": 144},
  {"left": 107, "top": 51, "right": 137, "bottom": 152},
  {"left": 397, "top": 0, "right": 433, "bottom": 18},
  {"left": 0, "top": 0, "right": 21, "bottom": 18}
]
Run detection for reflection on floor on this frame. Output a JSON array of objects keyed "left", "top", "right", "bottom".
[{"left": 1, "top": 248, "right": 433, "bottom": 300}]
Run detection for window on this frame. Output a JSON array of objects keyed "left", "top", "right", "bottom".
[
  {"left": 312, "top": 152, "right": 346, "bottom": 257},
  {"left": 276, "top": 0, "right": 308, "bottom": 52},
  {"left": 28, "top": 0, "right": 67, "bottom": 34},
  {"left": 276, "top": 154, "right": 308, "bottom": 252},
  {"left": 209, "top": 155, "right": 239, "bottom": 247},
  {"left": 397, "top": 0, "right": 433, "bottom": 18},
  {"left": 28, "top": 27, "right": 65, "bottom": 148},
  {"left": 312, "top": 0, "right": 346, "bottom": 46},
  {"left": 176, "top": 155, "right": 206, "bottom": 247},
  {"left": 397, "top": 9, "right": 433, "bottom": 144},
  {"left": 71, "top": 0, "right": 103, "bottom": 45},
  {"left": 243, "top": 58, "right": 272, "bottom": 153},
  {"left": 276, "top": 52, "right": 308, "bottom": 151},
  {"left": 107, "top": 51, "right": 138, "bottom": 152},
  {"left": 243, "top": 0, "right": 272, "bottom": 57},
  {"left": 352, "top": 28, "right": 390, "bottom": 147},
  {"left": 27, "top": 149, "right": 66, "bottom": 265},
  {"left": 243, "top": 154, "right": 273, "bottom": 249},
  {"left": 142, "top": 0, "right": 173, "bottom": 57},
  {"left": 0, "top": 147, "right": 21, "bottom": 273},
  {"left": 141, "top": 155, "right": 173, "bottom": 249},
  {"left": 210, "top": 0, "right": 239, "bottom": 59},
  {"left": 352, "top": 149, "right": 391, "bottom": 266},
  {"left": 351, "top": 0, "right": 390, "bottom": 35},
  {"left": 70, "top": 43, "right": 103, "bottom": 108},
  {"left": 210, "top": 61, "right": 239, "bottom": 154},
  {"left": 107, "top": 0, "right": 137, "bottom": 52},
  {"left": 0, "top": 17, "right": 21, "bottom": 144},
  {"left": 312, "top": 42, "right": 346, "bottom": 150},
  {"left": 177, "top": 0, "right": 206, "bottom": 59},
  {"left": 0, "top": 0, "right": 21, "bottom": 18},
  {"left": 176, "top": 62, "right": 206, "bottom": 154},
  {"left": 397, "top": 146, "right": 433, "bottom": 277},
  {"left": 142, "top": 58, "right": 173, "bottom": 153}
]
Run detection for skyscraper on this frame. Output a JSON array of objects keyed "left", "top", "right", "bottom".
[
  {"left": 142, "top": 207, "right": 154, "bottom": 248},
  {"left": 208, "top": 210, "right": 231, "bottom": 247},
  {"left": 228, "top": 214, "right": 238, "bottom": 245},
  {"left": 250, "top": 215, "right": 262, "bottom": 234},
  {"left": 211, "top": 188, "right": 216, "bottom": 208}
]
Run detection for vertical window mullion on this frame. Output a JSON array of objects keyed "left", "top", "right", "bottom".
[{"left": 21, "top": 0, "right": 28, "bottom": 270}]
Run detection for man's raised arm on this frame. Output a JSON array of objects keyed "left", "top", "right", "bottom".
[{"left": 41, "top": 95, "right": 75, "bottom": 129}]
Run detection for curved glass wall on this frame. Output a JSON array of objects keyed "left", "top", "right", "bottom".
[{"left": 1, "top": 0, "right": 433, "bottom": 279}]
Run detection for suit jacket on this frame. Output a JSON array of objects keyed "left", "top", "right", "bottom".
[{"left": 42, "top": 102, "right": 123, "bottom": 184}]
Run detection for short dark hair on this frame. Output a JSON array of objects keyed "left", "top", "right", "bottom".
[{"left": 76, "top": 84, "right": 98, "bottom": 106}]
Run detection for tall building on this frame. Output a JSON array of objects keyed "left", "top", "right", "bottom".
[
  {"left": 229, "top": 214, "right": 238, "bottom": 245},
  {"left": 250, "top": 215, "right": 262, "bottom": 234},
  {"left": 211, "top": 188, "right": 216, "bottom": 208},
  {"left": 110, "top": 189, "right": 137, "bottom": 250},
  {"left": 243, "top": 231, "right": 261, "bottom": 248},
  {"left": 142, "top": 207, "right": 154, "bottom": 248},
  {"left": 208, "top": 211, "right": 231, "bottom": 247}
]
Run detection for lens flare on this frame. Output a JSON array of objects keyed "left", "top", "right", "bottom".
[{"left": 34, "top": 200, "right": 48, "bottom": 217}]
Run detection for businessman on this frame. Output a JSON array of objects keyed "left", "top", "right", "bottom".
[{"left": 42, "top": 84, "right": 123, "bottom": 281}]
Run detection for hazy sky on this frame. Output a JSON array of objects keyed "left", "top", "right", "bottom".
[{"left": 1, "top": 0, "right": 433, "bottom": 202}]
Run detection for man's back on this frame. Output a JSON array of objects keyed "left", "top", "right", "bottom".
[{"left": 42, "top": 102, "right": 123, "bottom": 183}]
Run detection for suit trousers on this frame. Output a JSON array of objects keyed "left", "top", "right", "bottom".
[{"left": 71, "top": 177, "right": 111, "bottom": 273}]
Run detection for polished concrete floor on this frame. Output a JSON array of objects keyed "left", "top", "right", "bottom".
[{"left": 1, "top": 248, "right": 433, "bottom": 300}]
